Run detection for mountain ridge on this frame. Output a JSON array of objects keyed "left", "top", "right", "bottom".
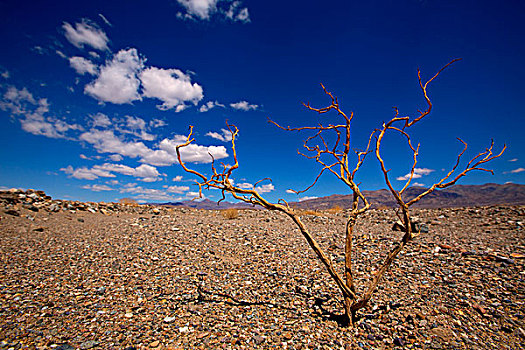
[{"left": 156, "top": 183, "right": 525, "bottom": 210}]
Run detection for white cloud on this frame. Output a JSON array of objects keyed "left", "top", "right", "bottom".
[
  {"left": 299, "top": 196, "right": 318, "bottom": 202},
  {"left": 139, "top": 67, "right": 203, "bottom": 111},
  {"left": 150, "top": 119, "right": 166, "bottom": 128},
  {"left": 120, "top": 185, "right": 190, "bottom": 202},
  {"left": 1, "top": 71, "right": 9, "bottom": 79},
  {"left": 121, "top": 115, "right": 155, "bottom": 141},
  {"left": 255, "top": 183, "right": 274, "bottom": 193},
  {"left": 63, "top": 20, "right": 109, "bottom": 50},
  {"left": 509, "top": 158, "right": 518, "bottom": 162},
  {"left": 396, "top": 168, "right": 434, "bottom": 181},
  {"left": 90, "top": 113, "right": 112, "bottom": 128},
  {"left": 230, "top": 100, "right": 258, "bottom": 111},
  {"left": 79, "top": 129, "right": 151, "bottom": 158},
  {"left": 0, "top": 86, "right": 82, "bottom": 139},
  {"left": 206, "top": 128, "right": 232, "bottom": 142},
  {"left": 236, "top": 182, "right": 254, "bottom": 190},
  {"left": 62, "top": 163, "right": 161, "bottom": 181},
  {"left": 177, "top": 0, "right": 250, "bottom": 22},
  {"left": 82, "top": 184, "right": 113, "bottom": 191},
  {"left": 98, "top": 13, "right": 112, "bottom": 27},
  {"left": 199, "top": 100, "right": 225, "bottom": 112},
  {"left": 510, "top": 168, "right": 525, "bottom": 174},
  {"left": 109, "top": 154, "right": 123, "bottom": 162},
  {"left": 140, "top": 137, "right": 228, "bottom": 166},
  {"left": 234, "top": 7, "right": 250, "bottom": 22},
  {"left": 286, "top": 189, "right": 296, "bottom": 194},
  {"left": 411, "top": 182, "right": 425, "bottom": 187},
  {"left": 60, "top": 165, "right": 115, "bottom": 180},
  {"left": 225, "top": 1, "right": 250, "bottom": 23},
  {"left": 167, "top": 185, "right": 190, "bottom": 193},
  {"left": 80, "top": 154, "right": 89, "bottom": 160},
  {"left": 176, "top": 0, "right": 218, "bottom": 20},
  {"left": 69, "top": 56, "right": 98, "bottom": 75},
  {"left": 172, "top": 175, "right": 183, "bottom": 182},
  {"left": 85, "top": 48, "right": 144, "bottom": 104},
  {"left": 56, "top": 50, "right": 67, "bottom": 59}
]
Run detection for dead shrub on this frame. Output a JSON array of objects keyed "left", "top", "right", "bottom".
[{"left": 221, "top": 208, "right": 239, "bottom": 219}]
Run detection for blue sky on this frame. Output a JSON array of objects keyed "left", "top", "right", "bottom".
[{"left": 0, "top": 0, "right": 523, "bottom": 203}]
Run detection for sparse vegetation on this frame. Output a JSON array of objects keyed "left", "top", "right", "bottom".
[
  {"left": 327, "top": 205, "right": 343, "bottom": 214},
  {"left": 119, "top": 198, "right": 138, "bottom": 205},
  {"left": 176, "top": 60, "right": 505, "bottom": 326},
  {"left": 221, "top": 208, "right": 239, "bottom": 219}
]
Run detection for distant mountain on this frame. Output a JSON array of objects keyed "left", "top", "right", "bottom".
[
  {"left": 155, "top": 183, "right": 524, "bottom": 210},
  {"left": 291, "top": 183, "right": 525, "bottom": 209},
  {"left": 157, "top": 198, "right": 255, "bottom": 210}
]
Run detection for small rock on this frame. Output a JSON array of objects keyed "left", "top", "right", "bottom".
[
  {"left": 80, "top": 340, "right": 99, "bottom": 349},
  {"left": 55, "top": 345, "right": 75, "bottom": 350},
  {"left": 149, "top": 340, "right": 160, "bottom": 348},
  {"left": 393, "top": 337, "right": 405, "bottom": 346},
  {"left": 164, "top": 316, "right": 176, "bottom": 323},
  {"left": 4, "top": 209, "right": 20, "bottom": 216},
  {"left": 253, "top": 335, "right": 265, "bottom": 345}
]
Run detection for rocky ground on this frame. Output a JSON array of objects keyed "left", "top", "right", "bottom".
[{"left": 0, "top": 189, "right": 524, "bottom": 349}]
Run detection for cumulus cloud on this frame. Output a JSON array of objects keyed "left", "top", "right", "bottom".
[
  {"left": 60, "top": 165, "right": 115, "bottom": 180},
  {"left": 230, "top": 100, "right": 258, "bottom": 111},
  {"left": 396, "top": 168, "right": 434, "bottom": 181},
  {"left": 167, "top": 185, "right": 190, "bottom": 194},
  {"left": 140, "top": 136, "right": 228, "bottom": 166},
  {"left": 1, "top": 71, "right": 9, "bottom": 79},
  {"left": 255, "top": 183, "right": 274, "bottom": 193},
  {"left": 62, "top": 163, "right": 161, "bottom": 182},
  {"left": 199, "top": 100, "right": 225, "bottom": 112},
  {"left": 79, "top": 129, "right": 151, "bottom": 158},
  {"left": 172, "top": 175, "right": 183, "bottom": 182},
  {"left": 63, "top": 20, "right": 109, "bottom": 50},
  {"left": 120, "top": 115, "right": 155, "bottom": 141},
  {"left": 139, "top": 67, "right": 203, "bottom": 111},
  {"left": 176, "top": 0, "right": 218, "bottom": 20},
  {"left": 176, "top": 0, "right": 250, "bottom": 22},
  {"left": 90, "top": 113, "right": 112, "bottom": 128},
  {"left": 85, "top": 48, "right": 144, "bottom": 104},
  {"left": 236, "top": 182, "right": 254, "bottom": 190},
  {"left": 81, "top": 184, "right": 113, "bottom": 191},
  {"left": 120, "top": 185, "right": 192, "bottom": 202},
  {"left": 206, "top": 128, "right": 232, "bottom": 142},
  {"left": 109, "top": 154, "right": 123, "bottom": 161},
  {"left": 0, "top": 86, "right": 82, "bottom": 139},
  {"left": 69, "top": 56, "right": 98, "bottom": 75},
  {"left": 150, "top": 119, "right": 166, "bottom": 128}
]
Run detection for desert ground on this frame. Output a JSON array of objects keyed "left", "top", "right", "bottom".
[{"left": 1, "top": 190, "right": 524, "bottom": 349}]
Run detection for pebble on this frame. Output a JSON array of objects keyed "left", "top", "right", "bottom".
[{"left": 0, "top": 189, "right": 523, "bottom": 349}]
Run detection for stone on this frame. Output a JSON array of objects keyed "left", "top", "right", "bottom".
[
  {"left": 4, "top": 209, "right": 20, "bottom": 216},
  {"left": 253, "top": 335, "right": 265, "bottom": 345},
  {"left": 55, "top": 345, "right": 75, "bottom": 350},
  {"left": 149, "top": 340, "right": 160, "bottom": 348},
  {"left": 80, "top": 340, "right": 99, "bottom": 349}
]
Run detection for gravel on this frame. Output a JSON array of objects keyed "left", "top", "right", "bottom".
[{"left": 0, "top": 189, "right": 524, "bottom": 349}]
